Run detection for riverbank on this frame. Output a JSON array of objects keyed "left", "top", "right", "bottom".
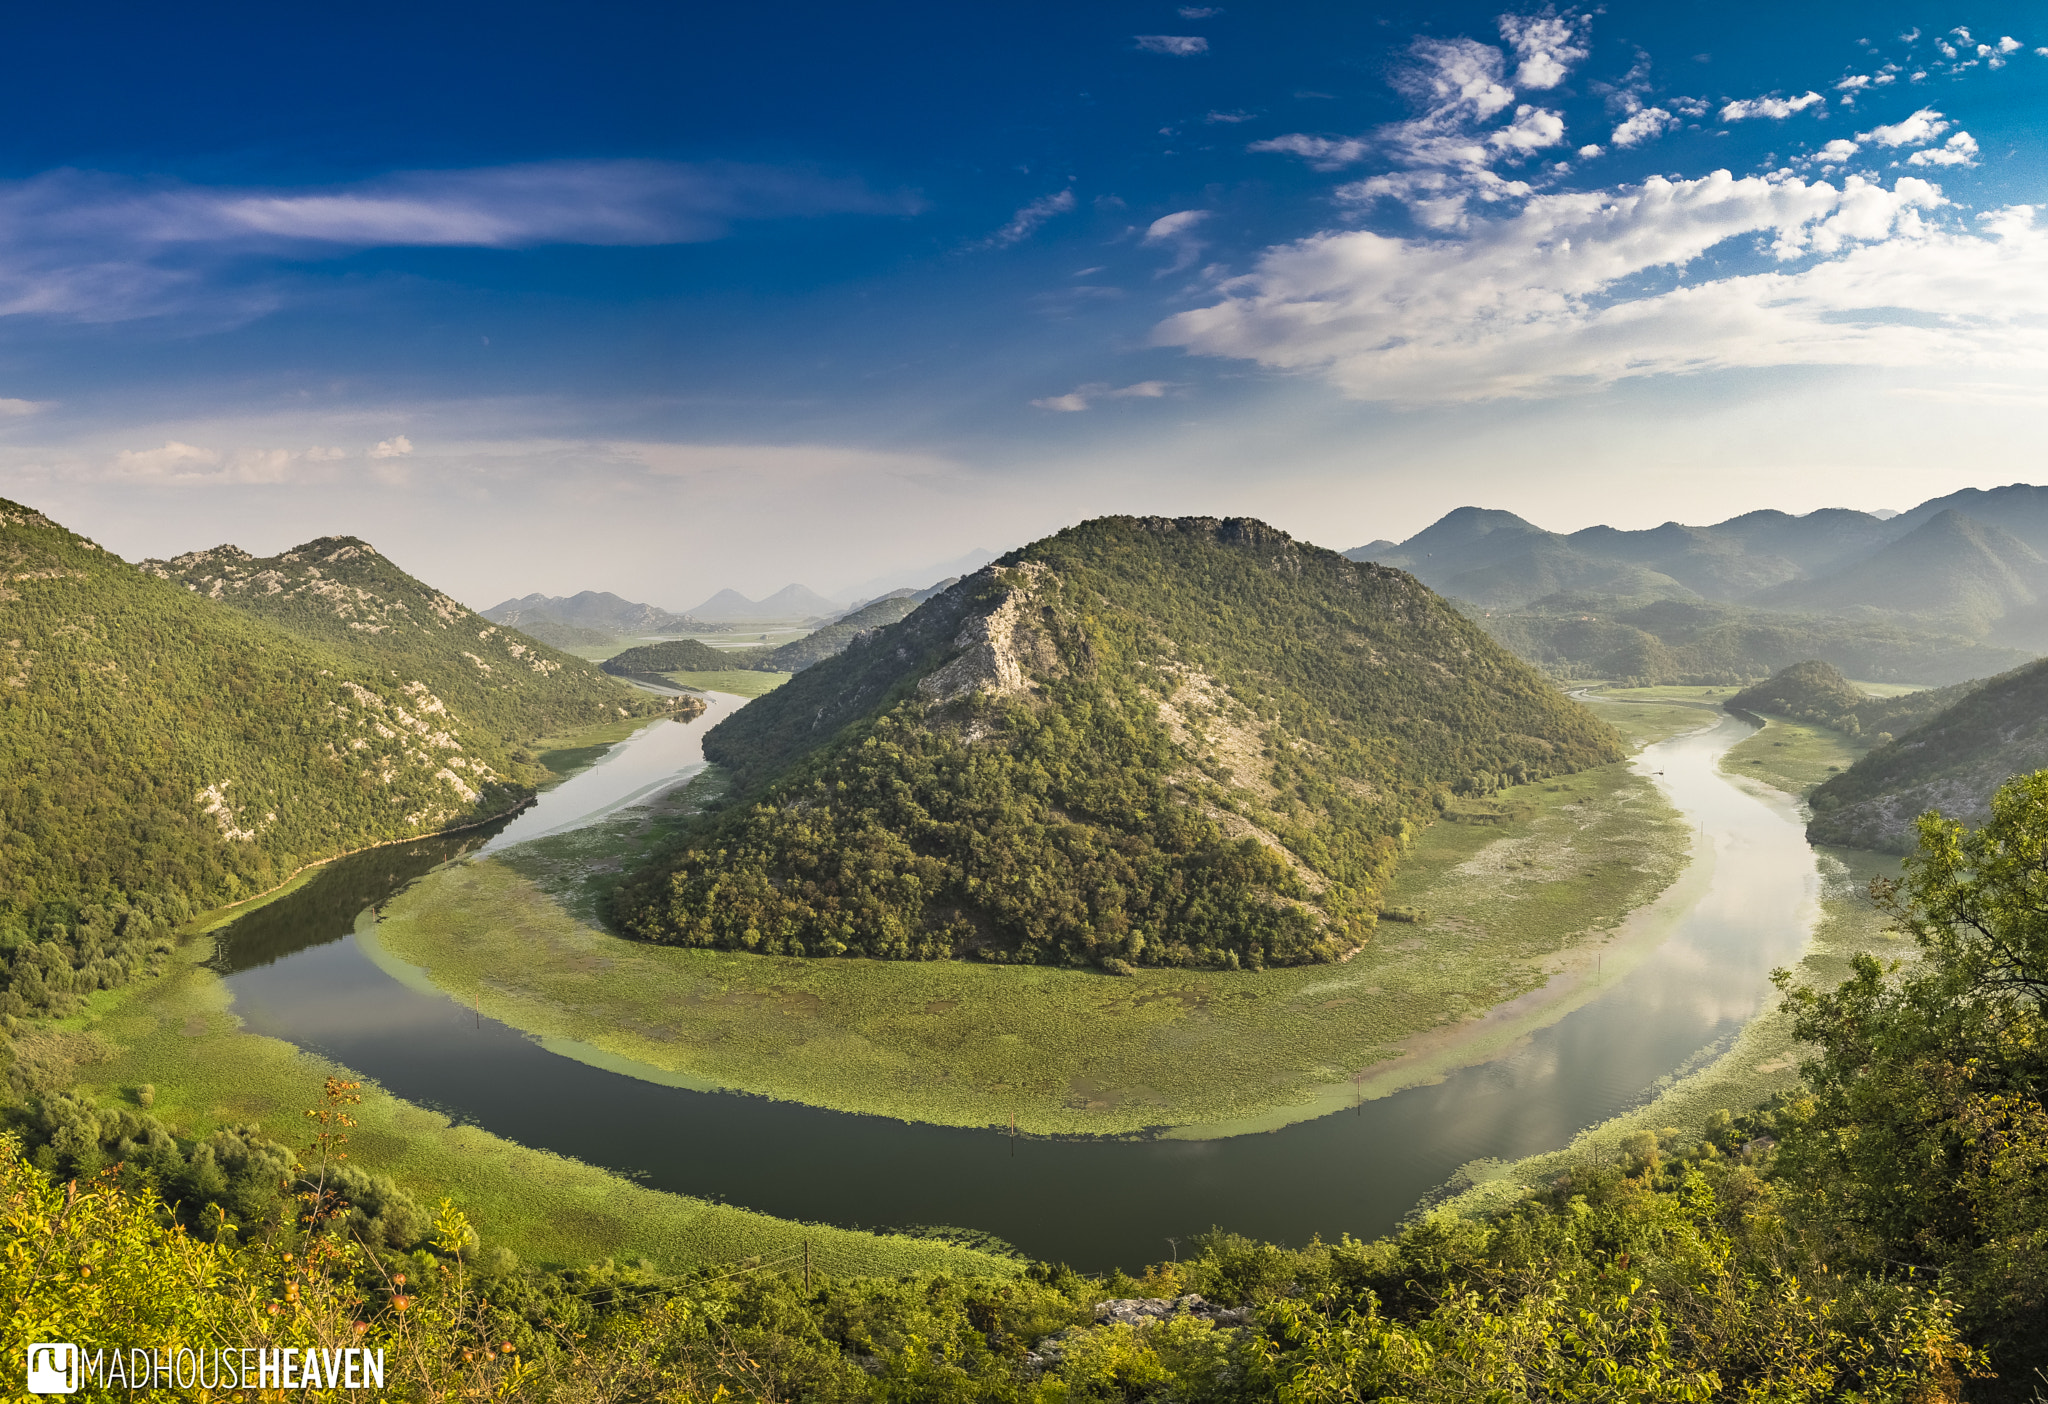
[
  {"left": 1432, "top": 684, "right": 1899, "bottom": 1220},
  {"left": 371, "top": 732, "right": 1693, "bottom": 1138},
  {"left": 50, "top": 892, "right": 1017, "bottom": 1280}
]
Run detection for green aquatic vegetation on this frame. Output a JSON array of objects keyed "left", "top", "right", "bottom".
[
  {"left": 1720, "top": 715, "right": 1868, "bottom": 797},
  {"left": 52, "top": 934, "right": 1016, "bottom": 1279},
  {"left": 375, "top": 759, "right": 1685, "bottom": 1137}
]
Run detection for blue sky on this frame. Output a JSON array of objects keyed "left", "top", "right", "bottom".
[{"left": 3, "top": 1, "right": 2046, "bottom": 604}]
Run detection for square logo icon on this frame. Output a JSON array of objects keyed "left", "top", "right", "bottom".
[{"left": 27, "top": 1343, "right": 78, "bottom": 1394}]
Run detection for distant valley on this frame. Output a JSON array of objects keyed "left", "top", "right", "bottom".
[{"left": 1350, "top": 483, "right": 2048, "bottom": 685}]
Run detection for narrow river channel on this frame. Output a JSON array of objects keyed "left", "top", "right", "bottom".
[{"left": 215, "top": 702, "right": 1815, "bottom": 1271}]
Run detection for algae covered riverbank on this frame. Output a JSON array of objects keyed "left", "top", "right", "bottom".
[{"left": 372, "top": 743, "right": 1690, "bottom": 1138}]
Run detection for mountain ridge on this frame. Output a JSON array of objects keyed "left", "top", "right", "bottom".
[{"left": 616, "top": 515, "right": 1622, "bottom": 971}]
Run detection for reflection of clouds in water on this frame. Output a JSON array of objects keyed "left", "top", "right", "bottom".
[{"left": 480, "top": 693, "right": 742, "bottom": 854}]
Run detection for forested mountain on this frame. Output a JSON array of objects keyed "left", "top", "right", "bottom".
[
  {"left": 1727, "top": 660, "right": 1980, "bottom": 740},
  {"left": 144, "top": 538, "right": 659, "bottom": 741},
  {"left": 746, "top": 592, "right": 926, "bottom": 671},
  {"left": 1480, "top": 598, "right": 2025, "bottom": 687},
  {"left": 481, "top": 590, "right": 710, "bottom": 639},
  {"left": 1807, "top": 657, "right": 2048, "bottom": 850},
  {"left": 1350, "top": 485, "right": 2048, "bottom": 682},
  {"left": 0, "top": 501, "right": 681, "bottom": 1020},
  {"left": 615, "top": 516, "right": 1621, "bottom": 970}
]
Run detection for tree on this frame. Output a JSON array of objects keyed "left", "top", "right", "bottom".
[{"left": 1775, "top": 770, "right": 2048, "bottom": 1390}]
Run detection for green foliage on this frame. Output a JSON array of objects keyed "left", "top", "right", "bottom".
[
  {"left": 1729, "top": 659, "right": 1978, "bottom": 739},
  {"left": 0, "top": 1126, "right": 1979, "bottom": 1402},
  {"left": 144, "top": 534, "right": 665, "bottom": 743},
  {"left": 1776, "top": 771, "right": 2048, "bottom": 1384},
  {"left": 618, "top": 517, "right": 1621, "bottom": 969},
  {"left": 753, "top": 595, "right": 922, "bottom": 672},
  {"left": 0, "top": 503, "right": 696, "bottom": 1027},
  {"left": 604, "top": 637, "right": 754, "bottom": 674},
  {"left": 1482, "top": 596, "right": 2027, "bottom": 688},
  {"left": 1809, "top": 657, "right": 2048, "bottom": 850}
]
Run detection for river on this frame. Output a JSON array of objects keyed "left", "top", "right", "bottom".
[{"left": 212, "top": 702, "right": 1815, "bottom": 1271}]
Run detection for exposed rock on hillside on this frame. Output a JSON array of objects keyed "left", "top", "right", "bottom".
[{"left": 617, "top": 515, "right": 1621, "bottom": 970}]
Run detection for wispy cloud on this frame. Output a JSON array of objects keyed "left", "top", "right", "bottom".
[
  {"left": 1860, "top": 107, "right": 1950, "bottom": 147},
  {"left": 1142, "top": 209, "right": 1212, "bottom": 273},
  {"left": 1610, "top": 107, "right": 1677, "bottom": 148},
  {"left": 1499, "top": 9, "right": 1591, "bottom": 91},
  {"left": 982, "top": 189, "right": 1077, "bottom": 249},
  {"left": 1030, "top": 381, "right": 1172, "bottom": 412},
  {"left": 0, "top": 160, "right": 913, "bottom": 324},
  {"left": 1135, "top": 35, "right": 1209, "bottom": 57},
  {"left": 370, "top": 435, "right": 414, "bottom": 460},
  {"left": 0, "top": 398, "right": 51, "bottom": 417}
]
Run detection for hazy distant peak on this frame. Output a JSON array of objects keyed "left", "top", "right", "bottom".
[{"left": 688, "top": 583, "right": 842, "bottom": 621}]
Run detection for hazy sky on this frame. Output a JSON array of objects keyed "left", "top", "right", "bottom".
[{"left": 3, "top": 1, "right": 2045, "bottom": 607}]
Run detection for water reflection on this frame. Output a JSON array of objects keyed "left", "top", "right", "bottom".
[{"left": 219, "top": 710, "right": 1818, "bottom": 1271}]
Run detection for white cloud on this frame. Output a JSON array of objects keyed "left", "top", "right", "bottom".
[
  {"left": 0, "top": 397, "right": 50, "bottom": 416},
  {"left": 305, "top": 445, "right": 348, "bottom": 461},
  {"left": 1498, "top": 9, "right": 1591, "bottom": 90},
  {"left": 1135, "top": 35, "right": 1208, "bottom": 56},
  {"left": 0, "top": 161, "right": 914, "bottom": 325},
  {"left": 1611, "top": 107, "right": 1678, "bottom": 148},
  {"left": 1817, "top": 138, "right": 1862, "bottom": 162},
  {"left": 370, "top": 435, "right": 414, "bottom": 459},
  {"left": 1142, "top": 210, "right": 1212, "bottom": 272},
  {"left": 1907, "top": 132, "right": 1981, "bottom": 167},
  {"left": 105, "top": 440, "right": 328, "bottom": 485},
  {"left": 1030, "top": 381, "right": 1173, "bottom": 412},
  {"left": 1178, "top": 5, "right": 1222, "bottom": 15},
  {"left": 1719, "top": 91, "right": 1826, "bottom": 121},
  {"left": 1489, "top": 105, "right": 1568, "bottom": 157},
  {"left": 1205, "top": 110, "right": 1257, "bottom": 124},
  {"left": 1998, "top": 36, "right": 2022, "bottom": 52},
  {"left": 1150, "top": 170, "right": 2038, "bottom": 405},
  {"left": 983, "top": 189, "right": 1077, "bottom": 248},
  {"left": 1859, "top": 107, "right": 1950, "bottom": 147},
  {"left": 1578, "top": 144, "right": 1606, "bottom": 159},
  {"left": 1247, "top": 134, "right": 1370, "bottom": 170},
  {"left": 1836, "top": 75, "right": 1871, "bottom": 91}
]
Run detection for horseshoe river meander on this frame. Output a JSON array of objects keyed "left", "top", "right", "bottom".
[{"left": 209, "top": 695, "right": 1816, "bottom": 1271}]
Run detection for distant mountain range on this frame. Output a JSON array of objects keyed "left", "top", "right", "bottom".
[
  {"left": 481, "top": 591, "right": 711, "bottom": 641},
  {"left": 837, "top": 548, "right": 1000, "bottom": 608},
  {"left": 687, "top": 584, "right": 842, "bottom": 622},
  {"left": 1349, "top": 483, "right": 2048, "bottom": 684}
]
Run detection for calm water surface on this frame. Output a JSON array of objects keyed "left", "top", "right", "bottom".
[{"left": 217, "top": 707, "right": 1813, "bottom": 1270}]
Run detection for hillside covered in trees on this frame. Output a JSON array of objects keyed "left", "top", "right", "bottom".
[
  {"left": 0, "top": 500, "right": 676, "bottom": 1021},
  {"left": 615, "top": 516, "right": 1621, "bottom": 970},
  {"left": 143, "top": 537, "right": 653, "bottom": 741},
  {"left": 1808, "top": 656, "right": 2048, "bottom": 850},
  {"left": 1728, "top": 660, "right": 1982, "bottom": 741}
]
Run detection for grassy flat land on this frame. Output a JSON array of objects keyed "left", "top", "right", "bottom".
[
  {"left": 1438, "top": 843, "right": 1909, "bottom": 1220},
  {"left": 530, "top": 713, "right": 674, "bottom": 781},
  {"left": 1721, "top": 715, "right": 1867, "bottom": 797},
  {"left": 1576, "top": 689, "right": 1722, "bottom": 748},
  {"left": 661, "top": 669, "right": 789, "bottom": 698},
  {"left": 372, "top": 756, "right": 1688, "bottom": 1138},
  {"left": 54, "top": 932, "right": 1016, "bottom": 1279}
]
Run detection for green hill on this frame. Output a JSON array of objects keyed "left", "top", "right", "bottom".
[
  {"left": 1807, "top": 657, "right": 2048, "bottom": 851},
  {"left": 0, "top": 502, "right": 568, "bottom": 1016},
  {"left": 602, "top": 637, "right": 755, "bottom": 676},
  {"left": 142, "top": 537, "right": 657, "bottom": 741},
  {"left": 615, "top": 515, "right": 1622, "bottom": 970},
  {"left": 1727, "top": 660, "right": 1980, "bottom": 741},
  {"left": 750, "top": 594, "right": 924, "bottom": 672},
  {"left": 1755, "top": 510, "right": 2048, "bottom": 636},
  {"left": 1478, "top": 597, "right": 2027, "bottom": 687}
]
